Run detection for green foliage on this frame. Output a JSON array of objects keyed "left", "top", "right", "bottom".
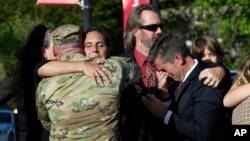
[
  {"left": 160, "top": 0, "right": 250, "bottom": 69},
  {"left": 92, "top": 0, "right": 123, "bottom": 54},
  {"left": 0, "top": 0, "right": 250, "bottom": 79},
  {"left": 0, "top": 0, "right": 124, "bottom": 78},
  {"left": 0, "top": 0, "right": 83, "bottom": 78}
]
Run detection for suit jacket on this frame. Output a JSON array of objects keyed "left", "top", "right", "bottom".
[
  {"left": 119, "top": 50, "right": 173, "bottom": 141},
  {"left": 168, "top": 61, "right": 225, "bottom": 141}
]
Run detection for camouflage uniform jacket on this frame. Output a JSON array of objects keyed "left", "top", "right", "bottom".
[{"left": 36, "top": 53, "right": 140, "bottom": 141}]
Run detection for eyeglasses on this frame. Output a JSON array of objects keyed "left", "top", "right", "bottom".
[{"left": 139, "top": 23, "right": 164, "bottom": 32}]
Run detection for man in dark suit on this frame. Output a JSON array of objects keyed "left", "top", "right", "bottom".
[
  {"left": 119, "top": 3, "right": 228, "bottom": 141},
  {"left": 142, "top": 32, "right": 225, "bottom": 141}
]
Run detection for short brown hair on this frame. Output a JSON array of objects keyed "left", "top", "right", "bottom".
[{"left": 190, "top": 35, "right": 224, "bottom": 62}]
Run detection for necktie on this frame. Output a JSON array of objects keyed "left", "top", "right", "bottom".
[
  {"left": 145, "top": 62, "right": 157, "bottom": 94},
  {"left": 177, "top": 81, "right": 183, "bottom": 90}
]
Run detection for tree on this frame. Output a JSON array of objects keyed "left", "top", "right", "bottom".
[
  {"left": 1, "top": 0, "right": 249, "bottom": 80},
  {"left": 159, "top": 0, "right": 250, "bottom": 69},
  {"left": 0, "top": 0, "right": 124, "bottom": 79},
  {"left": 0, "top": 0, "right": 83, "bottom": 78},
  {"left": 92, "top": 0, "right": 123, "bottom": 54}
]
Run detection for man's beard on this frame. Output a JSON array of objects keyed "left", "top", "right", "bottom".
[{"left": 141, "top": 32, "right": 154, "bottom": 49}]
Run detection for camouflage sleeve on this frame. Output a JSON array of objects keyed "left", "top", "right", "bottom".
[
  {"left": 108, "top": 57, "right": 140, "bottom": 90},
  {"left": 36, "top": 81, "right": 51, "bottom": 131}
]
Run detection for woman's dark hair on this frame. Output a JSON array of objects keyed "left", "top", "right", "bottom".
[
  {"left": 12, "top": 24, "right": 49, "bottom": 96},
  {"left": 11, "top": 24, "right": 50, "bottom": 140}
]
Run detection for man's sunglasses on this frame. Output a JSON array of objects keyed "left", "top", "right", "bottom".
[{"left": 139, "top": 24, "right": 164, "bottom": 32}]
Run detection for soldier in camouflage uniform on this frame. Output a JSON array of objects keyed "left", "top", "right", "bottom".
[{"left": 36, "top": 24, "right": 140, "bottom": 141}]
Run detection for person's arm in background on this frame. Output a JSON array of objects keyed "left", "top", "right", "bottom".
[
  {"left": 223, "top": 83, "right": 250, "bottom": 108},
  {"left": 199, "top": 65, "right": 225, "bottom": 88},
  {"left": 37, "top": 60, "right": 113, "bottom": 86}
]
